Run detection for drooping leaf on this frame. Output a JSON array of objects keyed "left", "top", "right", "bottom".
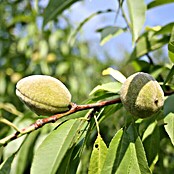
[
  {"left": 129, "top": 31, "right": 170, "bottom": 61},
  {"left": 69, "top": 9, "right": 114, "bottom": 46},
  {"left": 163, "top": 95, "right": 174, "bottom": 116},
  {"left": 89, "top": 82, "right": 122, "bottom": 96},
  {"left": 127, "top": 0, "right": 146, "bottom": 43},
  {"left": 97, "top": 26, "right": 126, "bottom": 46},
  {"left": 164, "top": 113, "right": 174, "bottom": 146},
  {"left": 154, "top": 22, "right": 174, "bottom": 35},
  {"left": 31, "top": 119, "right": 84, "bottom": 174},
  {"left": 16, "top": 130, "right": 40, "bottom": 174},
  {"left": 43, "top": 0, "right": 81, "bottom": 26},
  {"left": 102, "top": 67, "right": 126, "bottom": 83},
  {"left": 0, "top": 153, "right": 15, "bottom": 174},
  {"left": 168, "top": 25, "right": 174, "bottom": 62},
  {"left": 147, "top": 0, "right": 174, "bottom": 9},
  {"left": 142, "top": 122, "right": 160, "bottom": 167},
  {"left": 101, "top": 124, "right": 151, "bottom": 174},
  {"left": 88, "top": 134, "right": 107, "bottom": 174},
  {"left": 56, "top": 142, "right": 82, "bottom": 174}
]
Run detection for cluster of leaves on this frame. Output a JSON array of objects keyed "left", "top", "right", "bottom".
[{"left": 1, "top": 0, "right": 174, "bottom": 174}]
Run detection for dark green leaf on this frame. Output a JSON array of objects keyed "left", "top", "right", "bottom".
[
  {"left": 164, "top": 113, "right": 174, "bottom": 146},
  {"left": 164, "top": 94, "right": 174, "bottom": 116},
  {"left": 56, "top": 142, "right": 82, "bottom": 174},
  {"left": 0, "top": 153, "right": 15, "bottom": 174},
  {"left": 127, "top": 0, "right": 146, "bottom": 43},
  {"left": 147, "top": 0, "right": 174, "bottom": 9},
  {"left": 31, "top": 119, "right": 85, "bottom": 174},
  {"left": 142, "top": 122, "right": 160, "bottom": 167},
  {"left": 155, "top": 22, "right": 174, "bottom": 35},
  {"left": 43, "top": 0, "right": 81, "bottom": 26},
  {"left": 88, "top": 134, "right": 107, "bottom": 174}
]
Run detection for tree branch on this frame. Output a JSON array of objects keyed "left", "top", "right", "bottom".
[{"left": 0, "top": 98, "right": 121, "bottom": 146}]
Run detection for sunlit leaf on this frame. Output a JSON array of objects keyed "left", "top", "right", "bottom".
[
  {"left": 43, "top": 0, "right": 81, "bottom": 26},
  {"left": 129, "top": 31, "right": 170, "bottom": 61},
  {"left": 88, "top": 134, "right": 107, "bottom": 174},
  {"left": 102, "top": 67, "right": 126, "bottom": 83},
  {"left": 163, "top": 65, "right": 174, "bottom": 86},
  {"left": 101, "top": 128, "right": 123, "bottom": 174},
  {"left": 164, "top": 113, "right": 174, "bottom": 146},
  {"left": 31, "top": 119, "right": 83, "bottom": 174},
  {"left": 127, "top": 0, "right": 146, "bottom": 43},
  {"left": 168, "top": 25, "right": 174, "bottom": 62},
  {"left": 97, "top": 26, "right": 126, "bottom": 46},
  {"left": 101, "top": 125, "right": 151, "bottom": 174},
  {"left": 89, "top": 82, "right": 122, "bottom": 96}
]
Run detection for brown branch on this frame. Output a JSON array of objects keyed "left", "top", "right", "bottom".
[{"left": 0, "top": 98, "right": 121, "bottom": 146}]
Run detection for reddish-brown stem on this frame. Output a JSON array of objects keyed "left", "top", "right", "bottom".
[{"left": 0, "top": 98, "right": 121, "bottom": 146}]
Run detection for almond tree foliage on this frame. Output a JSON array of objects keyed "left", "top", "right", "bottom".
[{"left": 0, "top": 0, "right": 174, "bottom": 174}]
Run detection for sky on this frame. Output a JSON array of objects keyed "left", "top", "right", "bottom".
[{"left": 67, "top": 0, "right": 174, "bottom": 62}]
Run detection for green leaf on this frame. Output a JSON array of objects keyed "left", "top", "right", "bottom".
[
  {"left": 163, "top": 94, "right": 174, "bottom": 116},
  {"left": 102, "top": 67, "right": 126, "bottom": 83},
  {"left": 43, "top": 0, "right": 81, "bottom": 26},
  {"left": 0, "top": 153, "right": 15, "bottom": 174},
  {"left": 101, "top": 125, "right": 151, "bottom": 174},
  {"left": 129, "top": 31, "right": 170, "bottom": 61},
  {"left": 147, "top": 0, "right": 174, "bottom": 9},
  {"left": 163, "top": 65, "right": 174, "bottom": 86},
  {"left": 164, "top": 113, "right": 174, "bottom": 146},
  {"left": 127, "top": 0, "right": 146, "bottom": 43},
  {"left": 69, "top": 9, "right": 114, "bottom": 46},
  {"left": 142, "top": 122, "right": 160, "bottom": 167},
  {"left": 97, "top": 26, "right": 126, "bottom": 46},
  {"left": 56, "top": 143, "right": 81, "bottom": 174},
  {"left": 101, "top": 128, "right": 123, "bottom": 174},
  {"left": 88, "top": 134, "right": 107, "bottom": 174},
  {"left": 16, "top": 130, "right": 40, "bottom": 174},
  {"left": 89, "top": 82, "right": 122, "bottom": 96},
  {"left": 168, "top": 25, "right": 174, "bottom": 62},
  {"left": 31, "top": 119, "right": 83, "bottom": 174}
]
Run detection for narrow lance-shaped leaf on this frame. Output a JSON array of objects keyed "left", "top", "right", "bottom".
[
  {"left": 129, "top": 31, "right": 170, "bottom": 61},
  {"left": 88, "top": 134, "right": 107, "bottom": 174},
  {"left": 168, "top": 25, "right": 174, "bottom": 62},
  {"left": 69, "top": 9, "right": 114, "bottom": 46},
  {"left": 142, "top": 122, "right": 160, "bottom": 167},
  {"left": 97, "top": 26, "right": 126, "bottom": 46},
  {"left": 31, "top": 119, "right": 84, "bottom": 174},
  {"left": 0, "top": 153, "right": 15, "bottom": 174},
  {"left": 43, "top": 0, "right": 81, "bottom": 26},
  {"left": 147, "top": 0, "right": 174, "bottom": 9},
  {"left": 164, "top": 113, "right": 174, "bottom": 146},
  {"left": 101, "top": 124, "right": 151, "bottom": 174},
  {"left": 127, "top": 0, "right": 146, "bottom": 43}
]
